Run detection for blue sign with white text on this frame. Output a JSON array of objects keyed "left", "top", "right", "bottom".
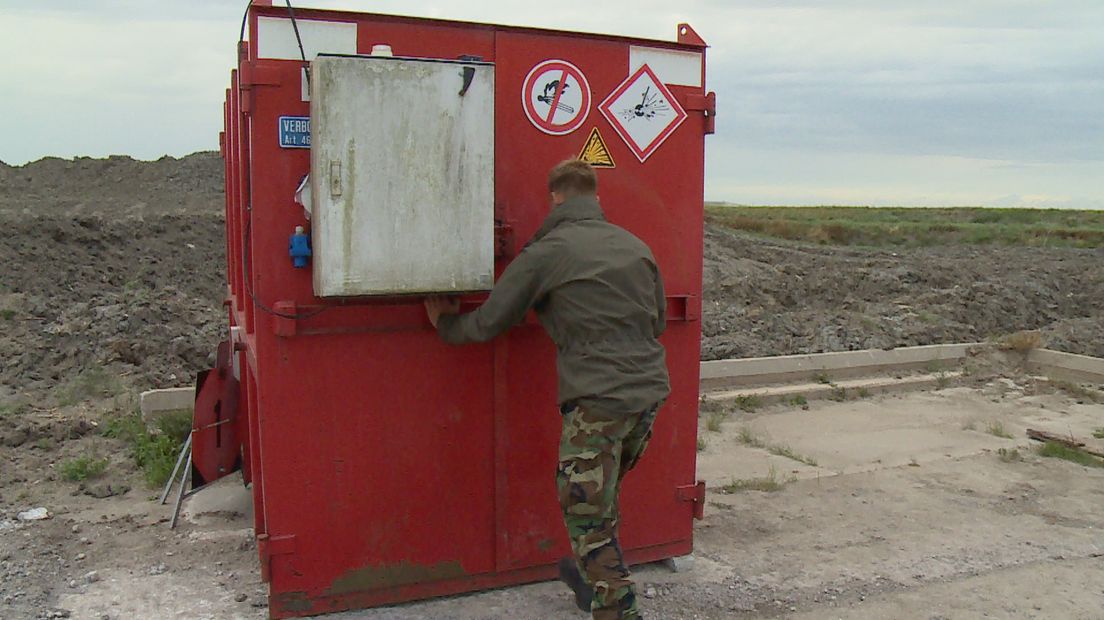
[{"left": 278, "top": 116, "right": 311, "bottom": 149}]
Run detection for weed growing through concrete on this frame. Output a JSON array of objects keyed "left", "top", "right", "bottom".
[
  {"left": 787, "top": 394, "right": 808, "bottom": 407},
  {"left": 1036, "top": 442, "right": 1104, "bottom": 468},
  {"left": 737, "top": 426, "right": 764, "bottom": 448},
  {"left": 962, "top": 419, "right": 978, "bottom": 431},
  {"left": 103, "top": 408, "right": 192, "bottom": 487},
  {"left": 857, "top": 387, "right": 872, "bottom": 399},
  {"left": 737, "top": 427, "right": 817, "bottom": 466},
  {"left": 768, "top": 445, "right": 818, "bottom": 467},
  {"left": 936, "top": 372, "right": 951, "bottom": 390},
  {"left": 985, "top": 420, "right": 1014, "bottom": 439},
  {"left": 60, "top": 455, "right": 109, "bottom": 482},
  {"left": 924, "top": 361, "right": 945, "bottom": 374},
  {"left": 733, "top": 394, "right": 761, "bottom": 413},
  {"left": 998, "top": 448, "right": 1022, "bottom": 463},
  {"left": 814, "top": 372, "right": 831, "bottom": 385},
  {"left": 829, "top": 386, "right": 847, "bottom": 401},
  {"left": 722, "top": 466, "right": 795, "bottom": 493},
  {"left": 1094, "top": 428, "right": 1104, "bottom": 440},
  {"left": 706, "top": 411, "right": 727, "bottom": 433}
]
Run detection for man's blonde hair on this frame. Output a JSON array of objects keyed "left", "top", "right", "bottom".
[{"left": 548, "top": 159, "right": 598, "bottom": 196}]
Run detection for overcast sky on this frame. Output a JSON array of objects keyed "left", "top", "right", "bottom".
[{"left": 2, "top": 1, "right": 1101, "bottom": 207}]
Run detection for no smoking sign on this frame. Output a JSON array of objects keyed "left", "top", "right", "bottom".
[{"left": 522, "top": 59, "right": 591, "bottom": 136}]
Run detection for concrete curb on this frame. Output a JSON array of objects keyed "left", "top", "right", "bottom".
[
  {"left": 704, "top": 372, "right": 963, "bottom": 406},
  {"left": 700, "top": 343, "right": 981, "bottom": 391},
  {"left": 1027, "top": 349, "right": 1104, "bottom": 385},
  {"left": 139, "top": 387, "right": 194, "bottom": 425}
]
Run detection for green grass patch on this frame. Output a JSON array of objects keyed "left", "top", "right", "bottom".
[
  {"left": 722, "top": 466, "right": 795, "bottom": 493},
  {"left": 706, "top": 411, "right": 726, "bottom": 433},
  {"left": 1036, "top": 441, "right": 1104, "bottom": 468},
  {"left": 705, "top": 205, "right": 1104, "bottom": 248},
  {"left": 1093, "top": 428, "right": 1104, "bottom": 440},
  {"left": 733, "top": 394, "right": 761, "bottom": 413},
  {"left": 103, "top": 409, "right": 192, "bottom": 487},
  {"left": 985, "top": 420, "right": 1014, "bottom": 439},
  {"left": 814, "top": 372, "right": 831, "bottom": 385},
  {"left": 0, "top": 309, "right": 14, "bottom": 321},
  {"left": 767, "top": 444, "right": 818, "bottom": 467},
  {"left": 737, "top": 426, "right": 817, "bottom": 466},
  {"left": 0, "top": 401, "right": 29, "bottom": 417},
  {"left": 787, "top": 394, "right": 808, "bottom": 407},
  {"left": 60, "top": 455, "right": 109, "bottom": 482},
  {"left": 57, "top": 366, "right": 124, "bottom": 406}
]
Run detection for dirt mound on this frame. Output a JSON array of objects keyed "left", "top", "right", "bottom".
[
  {"left": 0, "top": 213, "right": 225, "bottom": 401},
  {"left": 701, "top": 225, "right": 1104, "bottom": 360},
  {"left": 0, "top": 152, "right": 223, "bottom": 217},
  {"left": 2, "top": 152, "right": 1102, "bottom": 401}
]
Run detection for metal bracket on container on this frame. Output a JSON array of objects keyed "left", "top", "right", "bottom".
[
  {"left": 683, "top": 92, "right": 717, "bottom": 135},
  {"left": 457, "top": 55, "right": 483, "bottom": 97},
  {"left": 677, "top": 481, "right": 706, "bottom": 520},
  {"left": 666, "top": 295, "right": 701, "bottom": 322}
]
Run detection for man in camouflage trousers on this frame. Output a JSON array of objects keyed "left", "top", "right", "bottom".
[{"left": 426, "top": 159, "right": 669, "bottom": 619}]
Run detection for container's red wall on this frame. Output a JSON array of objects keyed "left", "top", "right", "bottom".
[{"left": 224, "top": 6, "right": 707, "bottom": 618}]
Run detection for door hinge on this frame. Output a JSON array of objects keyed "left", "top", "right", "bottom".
[
  {"left": 677, "top": 481, "right": 706, "bottom": 520},
  {"left": 683, "top": 92, "right": 717, "bottom": 135}
]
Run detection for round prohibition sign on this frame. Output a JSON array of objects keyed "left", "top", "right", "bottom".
[{"left": 522, "top": 59, "right": 591, "bottom": 136}]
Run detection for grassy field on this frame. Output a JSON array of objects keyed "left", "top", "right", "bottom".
[{"left": 705, "top": 204, "right": 1104, "bottom": 248}]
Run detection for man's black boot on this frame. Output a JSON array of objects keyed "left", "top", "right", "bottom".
[{"left": 557, "top": 557, "right": 593, "bottom": 613}]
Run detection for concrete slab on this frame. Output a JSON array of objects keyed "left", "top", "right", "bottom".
[
  {"left": 181, "top": 475, "right": 253, "bottom": 529},
  {"left": 696, "top": 387, "right": 1104, "bottom": 489}
]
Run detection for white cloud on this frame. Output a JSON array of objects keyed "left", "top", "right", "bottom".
[{"left": 0, "top": 0, "right": 1101, "bottom": 207}]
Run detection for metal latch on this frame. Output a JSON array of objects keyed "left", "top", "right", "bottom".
[
  {"left": 684, "top": 92, "right": 717, "bottom": 135},
  {"left": 677, "top": 481, "right": 707, "bottom": 520}
]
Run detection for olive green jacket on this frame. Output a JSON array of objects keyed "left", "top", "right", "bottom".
[{"left": 437, "top": 195, "right": 670, "bottom": 414}]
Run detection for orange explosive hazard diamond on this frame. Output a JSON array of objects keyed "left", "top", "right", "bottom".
[{"left": 577, "top": 127, "right": 616, "bottom": 169}]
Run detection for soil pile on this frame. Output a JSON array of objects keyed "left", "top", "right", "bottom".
[
  {"left": 1, "top": 152, "right": 1102, "bottom": 400},
  {"left": 701, "top": 225, "right": 1104, "bottom": 360}
]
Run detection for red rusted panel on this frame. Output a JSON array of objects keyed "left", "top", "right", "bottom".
[
  {"left": 221, "top": 5, "right": 710, "bottom": 617},
  {"left": 191, "top": 340, "right": 241, "bottom": 486}
]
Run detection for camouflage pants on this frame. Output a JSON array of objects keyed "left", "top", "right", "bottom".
[{"left": 556, "top": 403, "right": 659, "bottom": 620}]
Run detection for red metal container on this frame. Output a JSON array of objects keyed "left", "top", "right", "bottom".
[{"left": 217, "top": 2, "right": 713, "bottom": 617}]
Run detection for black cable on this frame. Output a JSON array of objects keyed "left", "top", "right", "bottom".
[
  {"left": 234, "top": 0, "right": 324, "bottom": 322},
  {"left": 284, "top": 0, "right": 311, "bottom": 94},
  {"left": 238, "top": 0, "right": 250, "bottom": 45},
  {"left": 284, "top": 0, "right": 308, "bottom": 63}
]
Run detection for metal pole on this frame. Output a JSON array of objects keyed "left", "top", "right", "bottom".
[
  {"left": 169, "top": 451, "right": 192, "bottom": 530},
  {"left": 159, "top": 433, "right": 193, "bottom": 505}
]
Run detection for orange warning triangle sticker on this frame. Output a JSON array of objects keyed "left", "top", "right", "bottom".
[{"left": 578, "top": 128, "right": 616, "bottom": 168}]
